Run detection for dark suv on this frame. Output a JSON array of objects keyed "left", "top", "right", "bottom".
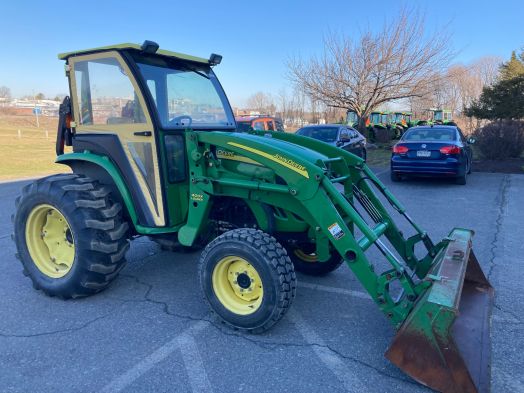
[{"left": 296, "top": 124, "right": 367, "bottom": 160}]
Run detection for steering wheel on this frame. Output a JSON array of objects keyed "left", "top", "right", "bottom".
[{"left": 168, "top": 115, "right": 192, "bottom": 127}]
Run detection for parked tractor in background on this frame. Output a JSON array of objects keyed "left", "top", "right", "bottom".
[
  {"left": 392, "top": 112, "right": 412, "bottom": 133},
  {"left": 13, "top": 41, "right": 493, "bottom": 393},
  {"left": 413, "top": 108, "right": 455, "bottom": 127},
  {"left": 433, "top": 109, "right": 456, "bottom": 125}
]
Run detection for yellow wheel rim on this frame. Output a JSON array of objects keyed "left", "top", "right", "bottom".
[
  {"left": 294, "top": 249, "right": 318, "bottom": 263},
  {"left": 212, "top": 256, "right": 263, "bottom": 315},
  {"left": 25, "top": 204, "right": 75, "bottom": 278}
]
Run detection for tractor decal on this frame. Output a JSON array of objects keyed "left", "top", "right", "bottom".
[
  {"left": 227, "top": 142, "right": 309, "bottom": 178},
  {"left": 216, "top": 149, "right": 261, "bottom": 166}
]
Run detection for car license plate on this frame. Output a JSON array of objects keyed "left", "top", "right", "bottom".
[{"left": 416, "top": 150, "right": 431, "bottom": 157}]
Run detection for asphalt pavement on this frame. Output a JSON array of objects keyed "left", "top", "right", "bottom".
[{"left": 1, "top": 169, "right": 523, "bottom": 393}]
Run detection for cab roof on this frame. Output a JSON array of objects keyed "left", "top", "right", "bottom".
[{"left": 58, "top": 42, "right": 210, "bottom": 64}]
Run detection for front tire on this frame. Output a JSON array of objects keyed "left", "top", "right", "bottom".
[
  {"left": 13, "top": 174, "right": 130, "bottom": 298},
  {"left": 198, "top": 228, "right": 296, "bottom": 333}
]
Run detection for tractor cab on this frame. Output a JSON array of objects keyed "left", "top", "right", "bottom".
[
  {"left": 346, "top": 110, "right": 358, "bottom": 127},
  {"left": 57, "top": 41, "right": 235, "bottom": 228},
  {"left": 369, "top": 111, "right": 382, "bottom": 126},
  {"left": 433, "top": 109, "right": 453, "bottom": 124}
]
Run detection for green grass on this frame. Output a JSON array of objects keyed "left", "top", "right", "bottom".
[
  {"left": 0, "top": 115, "right": 68, "bottom": 180},
  {"left": 366, "top": 143, "right": 393, "bottom": 167}
]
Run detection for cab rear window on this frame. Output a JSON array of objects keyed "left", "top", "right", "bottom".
[{"left": 403, "top": 128, "right": 456, "bottom": 141}]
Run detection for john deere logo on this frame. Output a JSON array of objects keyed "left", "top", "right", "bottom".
[
  {"left": 227, "top": 142, "right": 310, "bottom": 178},
  {"left": 273, "top": 154, "right": 307, "bottom": 173}
]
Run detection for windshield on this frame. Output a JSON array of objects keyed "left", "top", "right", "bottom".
[
  {"left": 402, "top": 128, "right": 457, "bottom": 142},
  {"left": 135, "top": 57, "right": 234, "bottom": 129},
  {"left": 297, "top": 127, "right": 339, "bottom": 142},
  {"left": 370, "top": 113, "right": 381, "bottom": 123},
  {"left": 381, "top": 114, "right": 389, "bottom": 123},
  {"left": 347, "top": 111, "right": 358, "bottom": 123},
  {"left": 433, "top": 111, "right": 443, "bottom": 121}
]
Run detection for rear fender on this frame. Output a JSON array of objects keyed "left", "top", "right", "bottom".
[{"left": 56, "top": 152, "right": 140, "bottom": 228}]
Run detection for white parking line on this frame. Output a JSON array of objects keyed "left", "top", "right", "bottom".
[
  {"left": 299, "top": 281, "right": 371, "bottom": 300},
  {"left": 290, "top": 309, "right": 369, "bottom": 392},
  {"left": 178, "top": 331, "right": 213, "bottom": 393},
  {"left": 100, "top": 320, "right": 209, "bottom": 393}
]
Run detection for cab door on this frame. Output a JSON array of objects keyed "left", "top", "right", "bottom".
[{"left": 69, "top": 51, "right": 166, "bottom": 226}]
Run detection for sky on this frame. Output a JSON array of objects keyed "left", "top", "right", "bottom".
[{"left": 0, "top": 0, "right": 522, "bottom": 107}]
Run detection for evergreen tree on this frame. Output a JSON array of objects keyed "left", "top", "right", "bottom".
[
  {"left": 499, "top": 50, "right": 524, "bottom": 81},
  {"left": 465, "top": 75, "right": 524, "bottom": 120}
]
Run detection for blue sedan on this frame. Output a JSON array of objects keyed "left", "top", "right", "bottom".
[{"left": 390, "top": 126, "right": 474, "bottom": 185}]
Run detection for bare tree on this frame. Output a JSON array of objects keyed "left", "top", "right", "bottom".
[
  {"left": 246, "top": 92, "right": 275, "bottom": 115},
  {"left": 0, "top": 86, "right": 11, "bottom": 101},
  {"left": 471, "top": 56, "right": 502, "bottom": 86},
  {"left": 287, "top": 8, "right": 454, "bottom": 131}
]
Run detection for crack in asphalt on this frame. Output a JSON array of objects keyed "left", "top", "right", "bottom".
[
  {"left": 0, "top": 307, "right": 119, "bottom": 338},
  {"left": 0, "top": 254, "right": 414, "bottom": 387},
  {"left": 118, "top": 272, "right": 416, "bottom": 387},
  {"left": 493, "top": 304, "right": 523, "bottom": 324},
  {"left": 487, "top": 175, "right": 510, "bottom": 281}
]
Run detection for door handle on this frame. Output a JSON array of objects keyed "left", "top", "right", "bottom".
[{"left": 134, "top": 131, "right": 152, "bottom": 137}]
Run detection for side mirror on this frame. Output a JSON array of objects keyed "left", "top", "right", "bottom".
[{"left": 467, "top": 137, "right": 476, "bottom": 144}]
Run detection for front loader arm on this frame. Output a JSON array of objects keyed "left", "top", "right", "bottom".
[{"left": 179, "top": 130, "right": 439, "bottom": 327}]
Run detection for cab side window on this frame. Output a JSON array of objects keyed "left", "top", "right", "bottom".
[
  {"left": 165, "top": 134, "right": 186, "bottom": 182},
  {"left": 74, "top": 57, "right": 146, "bottom": 126}
]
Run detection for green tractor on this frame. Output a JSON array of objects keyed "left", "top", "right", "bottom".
[
  {"left": 414, "top": 108, "right": 455, "bottom": 127},
  {"left": 392, "top": 112, "right": 413, "bottom": 134},
  {"left": 433, "top": 109, "right": 456, "bottom": 125},
  {"left": 368, "top": 111, "right": 396, "bottom": 142},
  {"left": 13, "top": 41, "right": 493, "bottom": 392}
]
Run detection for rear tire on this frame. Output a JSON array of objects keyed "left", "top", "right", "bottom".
[
  {"left": 13, "top": 174, "right": 130, "bottom": 298},
  {"left": 198, "top": 228, "right": 296, "bottom": 333},
  {"left": 287, "top": 243, "right": 343, "bottom": 276}
]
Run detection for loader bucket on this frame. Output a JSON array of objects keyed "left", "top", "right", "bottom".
[{"left": 385, "top": 228, "right": 493, "bottom": 393}]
